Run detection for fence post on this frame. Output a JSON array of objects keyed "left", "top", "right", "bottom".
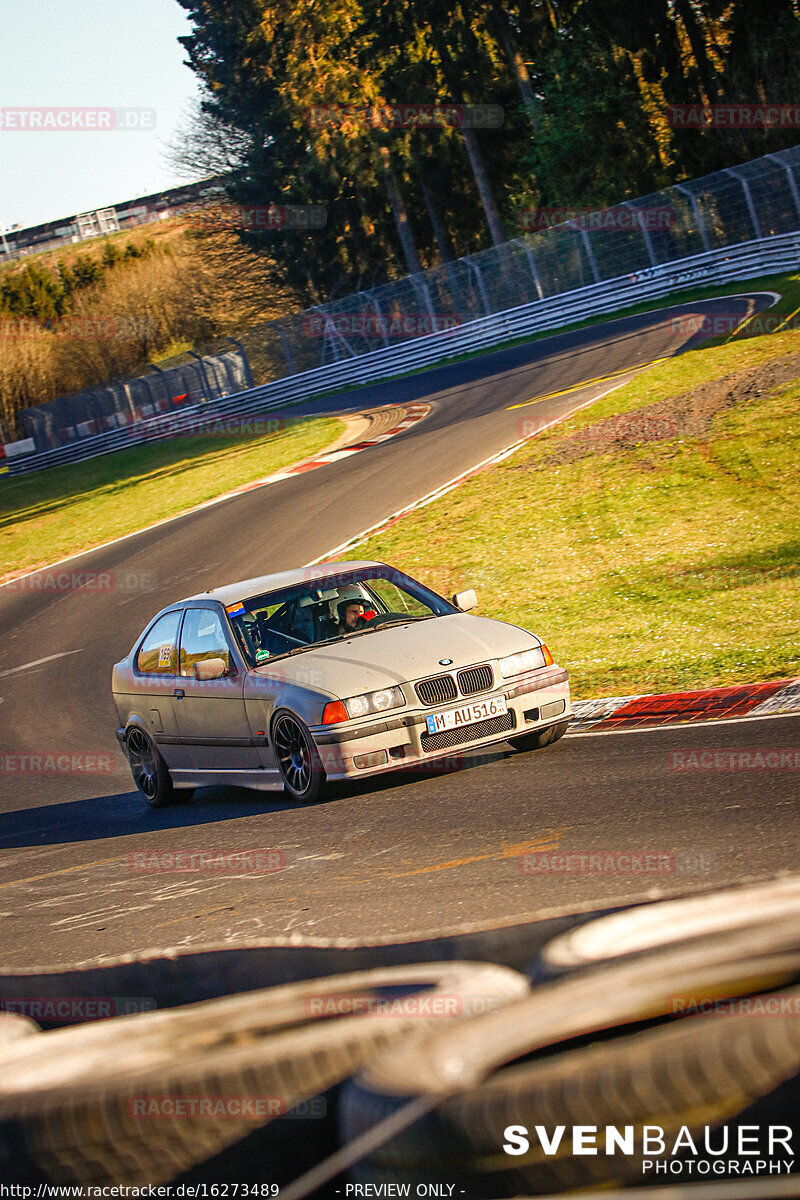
[
  {"left": 225, "top": 337, "right": 255, "bottom": 387},
  {"left": 674, "top": 183, "right": 711, "bottom": 252},
  {"left": 187, "top": 351, "right": 213, "bottom": 402},
  {"left": 622, "top": 202, "right": 658, "bottom": 267},
  {"left": 520, "top": 240, "right": 544, "bottom": 299},
  {"left": 567, "top": 221, "right": 600, "bottom": 283},
  {"left": 363, "top": 289, "right": 390, "bottom": 347},
  {"left": 765, "top": 153, "right": 800, "bottom": 224},
  {"left": 146, "top": 362, "right": 171, "bottom": 414},
  {"left": 265, "top": 324, "right": 296, "bottom": 377},
  {"left": 464, "top": 258, "right": 492, "bottom": 315},
  {"left": 723, "top": 167, "right": 763, "bottom": 239}
]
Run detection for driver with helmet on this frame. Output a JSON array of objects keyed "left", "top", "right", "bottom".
[{"left": 335, "top": 589, "right": 378, "bottom": 636}]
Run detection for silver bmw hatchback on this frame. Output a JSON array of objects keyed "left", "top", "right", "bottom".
[{"left": 112, "top": 560, "right": 571, "bottom": 806}]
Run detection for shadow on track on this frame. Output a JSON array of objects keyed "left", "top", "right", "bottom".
[{"left": 0, "top": 750, "right": 511, "bottom": 849}]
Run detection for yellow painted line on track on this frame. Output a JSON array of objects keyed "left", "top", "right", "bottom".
[
  {"left": 507, "top": 357, "right": 670, "bottom": 411},
  {"left": 389, "top": 833, "right": 570, "bottom": 879},
  {"left": 0, "top": 855, "right": 127, "bottom": 889}
]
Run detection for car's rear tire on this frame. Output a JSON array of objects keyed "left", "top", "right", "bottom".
[
  {"left": 508, "top": 718, "right": 569, "bottom": 753},
  {"left": 271, "top": 710, "right": 326, "bottom": 803},
  {"left": 126, "top": 727, "right": 187, "bottom": 808}
]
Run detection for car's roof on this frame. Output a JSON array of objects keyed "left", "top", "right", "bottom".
[{"left": 181, "top": 560, "right": 386, "bottom": 607}]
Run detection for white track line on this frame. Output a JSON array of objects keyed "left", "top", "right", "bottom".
[{"left": 0, "top": 650, "right": 83, "bottom": 679}]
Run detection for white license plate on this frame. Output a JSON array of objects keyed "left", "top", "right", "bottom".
[{"left": 426, "top": 694, "right": 507, "bottom": 735}]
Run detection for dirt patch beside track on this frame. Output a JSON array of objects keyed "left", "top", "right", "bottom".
[{"left": 536, "top": 346, "right": 800, "bottom": 466}]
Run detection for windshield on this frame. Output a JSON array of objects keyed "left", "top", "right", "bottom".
[{"left": 225, "top": 566, "right": 457, "bottom": 667}]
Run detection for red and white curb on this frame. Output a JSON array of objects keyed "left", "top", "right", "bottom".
[
  {"left": 252, "top": 404, "right": 427, "bottom": 487},
  {"left": 570, "top": 677, "right": 800, "bottom": 732}
]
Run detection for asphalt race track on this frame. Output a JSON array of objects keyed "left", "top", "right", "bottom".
[{"left": 1, "top": 293, "right": 798, "bottom": 968}]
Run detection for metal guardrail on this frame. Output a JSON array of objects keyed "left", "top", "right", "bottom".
[{"left": 7, "top": 230, "right": 800, "bottom": 476}]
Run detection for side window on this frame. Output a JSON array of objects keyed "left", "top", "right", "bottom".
[
  {"left": 136, "top": 611, "right": 182, "bottom": 675},
  {"left": 179, "top": 608, "right": 231, "bottom": 677}
]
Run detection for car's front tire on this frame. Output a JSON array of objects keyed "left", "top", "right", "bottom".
[
  {"left": 508, "top": 718, "right": 569, "bottom": 753},
  {"left": 271, "top": 710, "right": 326, "bottom": 803},
  {"left": 126, "top": 726, "right": 189, "bottom": 808}
]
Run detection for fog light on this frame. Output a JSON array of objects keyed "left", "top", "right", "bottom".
[
  {"left": 354, "top": 749, "right": 389, "bottom": 769},
  {"left": 541, "top": 699, "right": 565, "bottom": 720}
]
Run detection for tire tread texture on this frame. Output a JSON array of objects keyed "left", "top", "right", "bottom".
[
  {"left": 0, "top": 962, "right": 526, "bottom": 1186},
  {"left": 342, "top": 988, "right": 800, "bottom": 1194}
]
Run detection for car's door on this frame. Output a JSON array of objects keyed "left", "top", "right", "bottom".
[
  {"left": 174, "top": 605, "right": 261, "bottom": 771},
  {"left": 132, "top": 609, "right": 191, "bottom": 769}
]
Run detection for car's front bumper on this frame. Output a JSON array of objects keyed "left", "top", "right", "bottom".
[{"left": 310, "top": 666, "right": 571, "bottom": 780}]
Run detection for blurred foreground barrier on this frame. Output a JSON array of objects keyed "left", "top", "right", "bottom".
[
  {"left": 0, "top": 961, "right": 527, "bottom": 1185},
  {"left": 334, "top": 901, "right": 800, "bottom": 1196}
]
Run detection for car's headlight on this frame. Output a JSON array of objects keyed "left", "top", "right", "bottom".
[
  {"left": 323, "top": 686, "right": 405, "bottom": 724},
  {"left": 499, "top": 645, "right": 553, "bottom": 678}
]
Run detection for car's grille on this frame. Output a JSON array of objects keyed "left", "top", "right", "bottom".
[
  {"left": 420, "top": 711, "right": 515, "bottom": 753},
  {"left": 457, "top": 664, "right": 493, "bottom": 696},
  {"left": 415, "top": 674, "right": 458, "bottom": 706}
]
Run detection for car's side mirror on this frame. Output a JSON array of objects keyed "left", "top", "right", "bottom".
[
  {"left": 452, "top": 588, "right": 477, "bottom": 612},
  {"left": 195, "top": 657, "right": 227, "bottom": 680}
]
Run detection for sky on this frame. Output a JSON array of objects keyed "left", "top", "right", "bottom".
[{"left": 0, "top": 0, "right": 205, "bottom": 231}]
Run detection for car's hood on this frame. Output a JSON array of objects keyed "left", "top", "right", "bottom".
[{"left": 254, "top": 614, "right": 540, "bottom": 697}]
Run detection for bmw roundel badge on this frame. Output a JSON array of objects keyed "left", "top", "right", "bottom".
[{"left": 439, "top": 658, "right": 453, "bottom": 666}]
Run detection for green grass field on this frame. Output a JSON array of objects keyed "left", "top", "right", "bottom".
[
  {"left": 356, "top": 320, "right": 800, "bottom": 698},
  {"left": 1, "top": 416, "right": 340, "bottom": 578}
]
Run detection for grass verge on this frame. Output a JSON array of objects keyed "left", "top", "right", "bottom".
[
  {"left": 356, "top": 324, "right": 800, "bottom": 698},
  {"left": 1, "top": 416, "right": 341, "bottom": 578}
]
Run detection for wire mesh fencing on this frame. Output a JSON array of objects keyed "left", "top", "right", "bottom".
[{"left": 10, "top": 145, "right": 800, "bottom": 454}]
